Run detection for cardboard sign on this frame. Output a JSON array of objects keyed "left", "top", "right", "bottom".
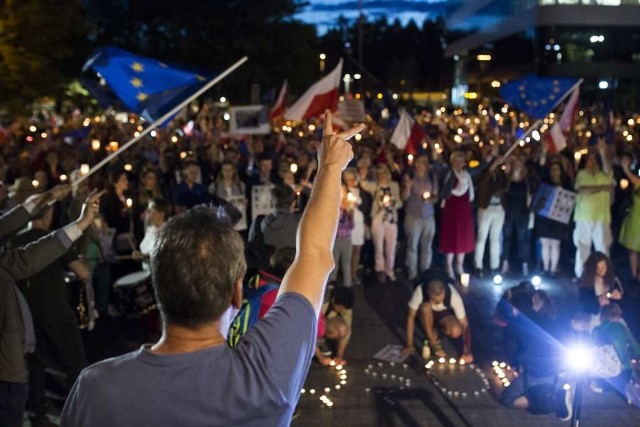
[{"left": 531, "top": 183, "right": 576, "bottom": 224}]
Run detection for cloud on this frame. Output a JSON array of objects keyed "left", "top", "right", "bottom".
[{"left": 297, "top": 0, "right": 451, "bottom": 34}]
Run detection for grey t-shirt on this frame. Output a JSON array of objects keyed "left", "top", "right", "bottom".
[{"left": 60, "top": 293, "right": 316, "bottom": 427}]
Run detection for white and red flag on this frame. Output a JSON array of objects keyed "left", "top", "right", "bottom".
[
  {"left": 390, "top": 109, "right": 425, "bottom": 155},
  {"left": 546, "top": 87, "right": 580, "bottom": 153},
  {"left": 284, "top": 59, "right": 342, "bottom": 121},
  {"left": 269, "top": 80, "right": 288, "bottom": 119}
]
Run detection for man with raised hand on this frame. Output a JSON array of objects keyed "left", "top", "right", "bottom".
[{"left": 61, "top": 111, "right": 364, "bottom": 427}]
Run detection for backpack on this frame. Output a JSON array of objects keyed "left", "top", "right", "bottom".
[{"left": 227, "top": 283, "right": 279, "bottom": 348}]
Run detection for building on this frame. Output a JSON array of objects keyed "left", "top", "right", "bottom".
[{"left": 445, "top": 0, "right": 640, "bottom": 108}]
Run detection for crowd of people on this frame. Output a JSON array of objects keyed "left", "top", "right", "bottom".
[{"left": 1, "top": 99, "right": 639, "bottom": 425}]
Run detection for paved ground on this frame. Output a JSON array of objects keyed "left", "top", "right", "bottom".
[{"left": 293, "top": 271, "right": 640, "bottom": 427}]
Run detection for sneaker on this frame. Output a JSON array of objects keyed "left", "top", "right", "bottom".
[
  {"left": 556, "top": 387, "right": 573, "bottom": 421},
  {"left": 317, "top": 339, "right": 332, "bottom": 357}
]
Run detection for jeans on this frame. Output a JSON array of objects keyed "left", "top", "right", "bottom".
[
  {"left": 404, "top": 215, "right": 436, "bottom": 280},
  {"left": 330, "top": 238, "right": 353, "bottom": 287},
  {"left": 503, "top": 211, "right": 530, "bottom": 265}
]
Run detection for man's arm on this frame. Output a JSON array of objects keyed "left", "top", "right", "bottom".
[
  {"left": 68, "top": 259, "right": 91, "bottom": 282},
  {"left": 279, "top": 111, "right": 364, "bottom": 314},
  {"left": 459, "top": 317, "right": 472, "bottom": 357},
  {"left": 0, "top": 189, "right": 102, "bottom": 282}
]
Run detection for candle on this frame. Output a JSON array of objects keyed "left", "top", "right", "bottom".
[
  {"left": 80, "top": 164, "right": 90, "bottom": 175},
  {"left": 126, "top": 198, "right": 133, "bottom": 209},
  {"left": 290, "top": 163, "right": 298, "bottom": 173},
  {"left": 382, "top": 195, "right": 391, "bottom": 205},
  {"left": 32, "top": 180, "right": 39, "bottom": 188},
  {"left": 60, "top": 174, "right": 68, "bottom": 182},
  {"left": 347, "top": 192, "right": 356, "bottom": 203},
  {"left": 460, "top": 273, "right": 470, "bottom": 287},
  {"left": 422, "top": 191, "right": 431, "bottom": 201},
  {"left": 109, "top": 141, "right": 119, "bottom": 151},
  {"left": 124, "top": 163, "right": 133, "bottom": 172},
  {"left": 620, "top": 179, "right": 629, "bottom": 190},
  {"left": 407, "top": 154, "right": 414, "bottom": 165},
  {"left": 91, "top": 139, "right": 101, "bottom": 151}
]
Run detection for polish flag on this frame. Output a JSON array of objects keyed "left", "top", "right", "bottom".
[
  {"left": 284, "top": 59, "right": 343, "bottom": 121},
  {"left": 390, "top": 109, "right": 425, "bottom": 155},
  {"left": 547, "top": 87, "right": 579, "bottom": 153},
  {"left": 269, "top": 80, "right": 288, "bottom": 119}
]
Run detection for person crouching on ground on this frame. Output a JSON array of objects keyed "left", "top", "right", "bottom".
[{"left": 403, "top": 278, "right": 473, "bottom": 363}]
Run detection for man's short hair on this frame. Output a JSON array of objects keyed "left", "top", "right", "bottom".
[
  {"left": 149, "top": 198, "right": 172, "bottom": 219},
  {"left": 152, "top": 206, "right": 247, "bottom": 328},
  {"left": 271, "top": 184, "right": 295, "bottom": 210},
  {"left": 426, "top": 280, "right": 445, "bottom": 298},
  {"left": 331, "top": 285, "right": 355, "bottom": 310}
]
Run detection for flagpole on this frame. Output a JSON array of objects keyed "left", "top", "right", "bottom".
[
  {"left": 502, "top": 78, "right": 583, "bottom": 159},
  {"left": 74, "top": 56, "right": 249, "bottom": 185}
]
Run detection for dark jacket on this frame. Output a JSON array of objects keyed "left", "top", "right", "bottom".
[{"left": 0, "top": 206, "right": 75, "bottom": 383}]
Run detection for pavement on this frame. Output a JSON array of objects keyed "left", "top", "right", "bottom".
[{"left": 293, "top": 270, "right": 640, "bottom": 427}]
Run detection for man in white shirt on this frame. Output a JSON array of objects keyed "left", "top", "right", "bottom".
[{"left": 403, "top": 275, "right": 473, "bottom": 362}]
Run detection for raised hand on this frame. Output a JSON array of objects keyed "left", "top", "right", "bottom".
[
  {"left": 318, "top": 110, "right": 365, "bottom": 171},
  {"left": 75, "top": 189, "right": 107, "bottom": 231}
]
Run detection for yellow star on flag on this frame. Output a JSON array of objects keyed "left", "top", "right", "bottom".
[
  {"left": 136, "top": 92, "right": 148, "bottom": 102},
  {"left": 130, "top": 78, "right": 143, "bottom": 88},
  {"left": 131, "top": 62, "right": 144, "bottom": 72}
]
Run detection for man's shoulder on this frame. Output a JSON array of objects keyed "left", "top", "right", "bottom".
[{"left": 77, "top": 351, "right": 140, "bottom": 384}]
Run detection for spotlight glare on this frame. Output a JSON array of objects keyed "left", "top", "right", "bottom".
[
  {"left": 493, "top": 274, "right": 503, "bottom": 285},
  {"left": 531, "top": 275, "right": 542, "bottom": 287}
]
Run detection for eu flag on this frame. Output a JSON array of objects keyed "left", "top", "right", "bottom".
[
  {"left": 500, "top": 75, "right": 579, "bottom": 119},
  {"left": 83, "top": 47, "right": 210, "bottom": 121}
]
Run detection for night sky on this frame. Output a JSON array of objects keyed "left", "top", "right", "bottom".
[{"left": 295, "top": 0, "right": 453, "bottom": 34}]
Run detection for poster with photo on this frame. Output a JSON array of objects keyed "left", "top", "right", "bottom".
[
  {"left": 531, "top": 183, "right": 576, "bottom": 224},
  {"left": 251, "top": 185, "right": 273, "bottom": 220}
]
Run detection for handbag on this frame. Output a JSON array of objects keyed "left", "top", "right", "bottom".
[{"left": 589, "top": 344, "right": 623, "bottom": 378}]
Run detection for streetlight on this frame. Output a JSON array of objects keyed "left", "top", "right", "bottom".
[{"left": 476, "top": 54, "right": 492, "bottom": 97}]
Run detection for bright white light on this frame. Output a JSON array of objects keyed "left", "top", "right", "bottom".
[
  {"left": 532, "top": 130, "right": 541, "bottom": 141},
  {"left": 392, "top": 93, "right": 398, "bottom": 100},
  {"left": 598, "top": 81, "right": 609, "bottom": 90},
  {"left": 223, "top": 112, "right": 231, "bottom": 121},
  {"left": 219, "top": 97, "right": 227, "bottom": 103},
  {"left": 563, "top": 383, "right": 571, "bottom": 391},
  {"left": 453, "top": 55, "right": 459, "bottom": 61},
  {"left": 150, "top": 130, "right": 157, "bottom": 137},
  {"left": 554, "top": 44, "right": 560, "bottom": 51},
  {"left": 566, "top": 345, "right": 593, "bottom": 372},
  {"left": 493, "top": 274, "right": 503, "bottom": 285},
  {"left": 354, "top": 74, "right": 362, "bottom": 80},
  {"left": 532, "top": 275, "right": 542, "bottom": 287}
]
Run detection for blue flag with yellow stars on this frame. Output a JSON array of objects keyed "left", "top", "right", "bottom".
[
  {"left": 83, "top": 46, "right": 210, "bottom": 121},
  {"left": 500, "top": 75, "right": 579, "bottom": 120}
]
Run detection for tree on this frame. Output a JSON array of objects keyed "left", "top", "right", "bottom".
[{"left": 0, "top": 0, "right": 89, "bottom": 113}]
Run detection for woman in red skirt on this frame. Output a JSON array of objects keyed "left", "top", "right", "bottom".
[{"left": 439, "top": 151, "right": 475, "bottom": 278}]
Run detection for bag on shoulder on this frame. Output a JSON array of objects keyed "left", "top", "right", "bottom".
[
  {"left": 589, "top": 344, "right": 623, "bottom": 378},
  {"left": 227, "top": 283, "right": 279, "bottom": 348}
]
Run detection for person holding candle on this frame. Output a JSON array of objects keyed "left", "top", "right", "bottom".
[
  {"left": 371, "top": 164, "right": 402, "bottom": 282},
  {"left": 328, "top": 186, "right": 355, "bottom": 287},
  {"left": 402, "top": 154, "right": 438, "bottom": 281},
  {"left": 438, "top": 151, "right": 475, "bottom": 279},
  {"left": 342, "top": 167, "right": 372, "bottom": 286},
  {"left": 618, "top": 155, "right": 640, "bottom": 285}
]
